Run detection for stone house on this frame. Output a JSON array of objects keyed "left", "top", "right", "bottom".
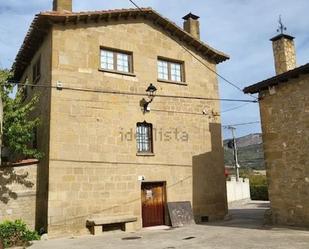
[
  {"left": 244, "top": 33, "right": 309, "bottom": 227},
  {"left": 3, "top": 0, "right": 230, "bottom": 236}
]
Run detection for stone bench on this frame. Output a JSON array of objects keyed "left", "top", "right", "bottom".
[{"left": 86, "top": 215, "right": 137, "bottom": 235}]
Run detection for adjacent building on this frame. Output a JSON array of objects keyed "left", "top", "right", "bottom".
[
  {"left": 5, "top": 0, "right": 230, "bottom": 236},
  {"left": 244, "top": 32, "right": 309, "bottom": 227}
]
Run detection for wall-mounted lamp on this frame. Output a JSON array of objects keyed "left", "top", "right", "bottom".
[
  {"left": 141, "top": 84, "right": 157, "bottom": 113},
  {"left": 146, "top": 83, "right": 157, "bottom": 99}
]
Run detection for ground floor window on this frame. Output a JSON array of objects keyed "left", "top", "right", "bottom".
[{"left": 136, "top": 122, "right": 153, "bottom": 153}]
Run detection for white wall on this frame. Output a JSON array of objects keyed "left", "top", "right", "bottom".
[{"left": 226, "top": 177, "right": 250, "bottom": 203}]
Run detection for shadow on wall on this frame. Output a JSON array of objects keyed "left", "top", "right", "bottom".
[
  {"left": 192, "top": 123, "right": 228, "bottom": 222},
  {"left": 0, "top": 166, "right": 34, "bottom": 204}
]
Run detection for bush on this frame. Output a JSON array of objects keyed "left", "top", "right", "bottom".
[
  {"left": 0, "top": 219, "right": 40, "bottom": 248},
  {"left": 249, "top": 175, "right": 268, "bottom": 186},
  {"left": 250, "top": 185, "right": 269, "bottom": 201}
]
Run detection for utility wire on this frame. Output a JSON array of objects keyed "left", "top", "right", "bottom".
[
  {"left": 223, "top": 121, "right": 260, "bottom": 128},
  {"left": 127, "top": 0, "right": 258, "bottom": 101},
  {"left": 129, "top": 0, "right": 142, "bottom": 10},
  {"left": 4, "top": 81, "right": 257, "bottom": 103},
  {"left": 221, "top": 103, "right": 252, "bottom": 113}
]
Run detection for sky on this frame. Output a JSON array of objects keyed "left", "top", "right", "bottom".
[{"left": 0, "top": 0, "right": 308, "bottom": 139}]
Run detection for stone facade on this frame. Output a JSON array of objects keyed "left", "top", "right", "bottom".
[
  {"left": 0, "top": 163, "right": 38, "bottom": 230},
  {"left": 183, "top": 18, "right": 200, "bottom": 39},
  {"left": 13, "top": 12, "right": 228, "bottom": 237},
  {"left": 53, "top": 0, "right": 72, "bottom": 12},
  {"left": 272, "top": 36, "right": 296, "bottom": 75},
  {"left": 259, "top": 75, "right": 309, "bottom": 227}
]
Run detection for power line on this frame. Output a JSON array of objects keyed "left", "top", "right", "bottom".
[
  {"left": 127, "top": 0, "right": 258, "bottom": 101},
  {"left": 223, "top": 121, "right": 260, "bottom": 128},
  {"left": 128, "top": 0, "right": 143, "bottom": 10},
  {"left": 4, "top": 81, "right": 257, "bottom": 103},
  {"left": 221, "top": 103, "right": 252, "bottom": 113},
  {"left": 151, "top": 108, "right": 205, "bottom": 116}
]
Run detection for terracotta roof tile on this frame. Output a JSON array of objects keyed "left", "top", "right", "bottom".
[{"left": 12, "top": 8, "right": 229, "bottom": 80}]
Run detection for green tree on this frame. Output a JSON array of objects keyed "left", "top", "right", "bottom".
[{"left": 0, "top": 69, "right": 42, "bottom": 161}]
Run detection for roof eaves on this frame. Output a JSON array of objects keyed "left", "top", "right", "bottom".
[
  {"left": 243, "top": 63, "right": 309, "bottom": 94},
  {"left": 13, "top": 7, "right": 229, "bottom": 80}
]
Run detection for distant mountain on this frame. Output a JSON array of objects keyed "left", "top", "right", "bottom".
[{"left": 223, "top": 133, "right": 265, "bottom": 169}]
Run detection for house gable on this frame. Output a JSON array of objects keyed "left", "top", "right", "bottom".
[{"left": 12, "top": 8, "right": 229, "bottom": 81}]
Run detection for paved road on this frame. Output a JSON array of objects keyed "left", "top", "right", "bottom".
[{"left": 30, "top": 201, "right": 309, "bottom": 249}]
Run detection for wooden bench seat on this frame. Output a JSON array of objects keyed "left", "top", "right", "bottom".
[{"left": 86, "top": 215, "right": 137, "bottom": 235}]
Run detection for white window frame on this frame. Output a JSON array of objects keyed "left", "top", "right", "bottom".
[
  {"left": 157, "top": 57, "right": 184, "bottom": 83},
  {"left": 100, "top": 47, "right": 133, "bottom": 74}
]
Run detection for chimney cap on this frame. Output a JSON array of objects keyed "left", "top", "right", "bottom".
[
  {"left": 270, "top": 33, "right": 295, "bottom": 42},
  {"left": 182, "top": 12, "right": 200, "bottom": 20}
]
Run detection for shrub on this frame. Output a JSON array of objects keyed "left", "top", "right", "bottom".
[
  {"left": 0, "top": 219, "right": 40, "bottom": 248},
  {"left": 250, "top": 185, "right": 269, "bottom": 201},
  {"left": 249, "top": 175, "right": 268, "bottom": 186}
]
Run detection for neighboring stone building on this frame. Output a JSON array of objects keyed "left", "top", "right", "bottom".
[
  {"left": 244, "top": 33, "right": 309, "bottom": 227},
  {"left": 4, "top": 0, "right": 230, "bottom": 236}
]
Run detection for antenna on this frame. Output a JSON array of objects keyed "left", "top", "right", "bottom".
[{"left": 277, "top": 15, "right": 287, "bottom": 34}]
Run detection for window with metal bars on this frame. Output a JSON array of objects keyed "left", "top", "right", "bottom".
[{"left": 136, "top": 122, "right": 153, "bottom": 153}]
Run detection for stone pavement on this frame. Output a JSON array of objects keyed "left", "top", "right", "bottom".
[{"left": 30, "top": 201, "right": 309, "bottom": 249}]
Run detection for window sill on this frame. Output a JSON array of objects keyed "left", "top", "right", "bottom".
[
  {"left": 99, "top": 68, "right": 136, "bottom": 77},
  {"left": 136, "top": 152, "right": 155, "bottom": 157},
  {"left": 157, "top": 79, "right": 187, "bottom": 86}
]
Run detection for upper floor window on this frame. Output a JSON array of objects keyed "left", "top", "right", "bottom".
[
  {"left": 21, "top": 77, "right": 29, "bottom": 102},
  {"left": 136, "top": 122, "right": 153, "bottom": 154},
  {"left": 100, "top": 48, "right": 133, "bottom": 74},
  {"left": 32, "top": 56, "right": 41, "bottom": 84},
  {"left": 157, "top": 58, "right": 184, "bottom": 83}
]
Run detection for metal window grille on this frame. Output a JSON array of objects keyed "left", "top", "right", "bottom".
[{"left": 136, "top": 122, "right": 153, "bottom": 153}]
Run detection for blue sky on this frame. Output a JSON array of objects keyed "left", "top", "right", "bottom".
[{"left": 0, "top": 0, "right": 308, "bottom": 139}]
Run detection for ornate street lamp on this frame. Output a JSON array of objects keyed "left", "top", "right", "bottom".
[{"left": 142, "top": 84, "right": 157, "bottom": 113}]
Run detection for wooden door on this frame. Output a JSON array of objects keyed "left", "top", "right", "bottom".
[{"left": 141, "top": 182, "right": 165, "bottom": 227}]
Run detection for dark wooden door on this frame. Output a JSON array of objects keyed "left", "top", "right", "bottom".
[{"left": 141, "top": 182, "right": 165, "bottom": 227}]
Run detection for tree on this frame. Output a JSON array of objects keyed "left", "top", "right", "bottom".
[{"left": 0, "top": 69, "right": 42, "bottom": 162}]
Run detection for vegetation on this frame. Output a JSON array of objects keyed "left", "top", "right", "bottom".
[
  {"left": 240, "top": 170, "right": 269, "bottom": 201},
  {"left": 250, "top": 184, "right": 269, "bottom": 201},
  {"left": 0, "top": 219, "right": 40, "bottom": 248},
  {"left": 224, "top": 143, "right": 265, "bottom": 170},
  {"left": 0, "top": 69, "right": 42, "bottom": 161},
  {"left": 224, "top": 134, "right": 268, "bottom": 200}
]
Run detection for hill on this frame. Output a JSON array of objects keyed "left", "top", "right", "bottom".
[{"left": 223, "top": 133, "right": 265, "bottom": 169}]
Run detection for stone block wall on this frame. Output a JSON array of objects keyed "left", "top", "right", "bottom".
[
  {"left": 0, "top": 164, "right": 37, "bottom": 230},
  {"left": 259, "top": 74, "right": 309, "bottom": 227},
  {"left": 16, "top": 17, "right": 228, "bottom": 236},
  {"left": 19, "top": 32, "right": 52, "bottom": 232},
  {"left": 272, "top": 38, "right": 296, "bottom": 75}
]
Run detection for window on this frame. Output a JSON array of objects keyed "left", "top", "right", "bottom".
[
  {"left": 100, "top": 48, "right": 133, "bottom": 74},
  {"left": 157, "top": 58, "right": 184, "bottom": 83},
  {"left": 32, "top": 127, "right": 38, "bottom": 149},
  {"left": 32, "top": 56, "right": 41, "bottom": 84},
  {"left": 21, "top": 77, "right": 29, "bottom": 102},
  {"left": 136, "top": 122, "right": 153, "bottom": 153}
]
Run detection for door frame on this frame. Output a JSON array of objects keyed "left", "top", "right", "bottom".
[{"left": 141, "top": 181, "right": 167, "bottom": 227}]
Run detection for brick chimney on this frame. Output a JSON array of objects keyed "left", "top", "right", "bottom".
[
  {"left": 53, "top": 0, "right": 72, "bottom": 12},
  {"left": 183, "top": 13, "right": 200, "bottom": 39},
  {"left": 270, "top": 34, "right": 296, "bottom": 75}
]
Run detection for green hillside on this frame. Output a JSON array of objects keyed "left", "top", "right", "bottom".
[{"left": 223, "top": 134, "right": 265, "bottom": 170}]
